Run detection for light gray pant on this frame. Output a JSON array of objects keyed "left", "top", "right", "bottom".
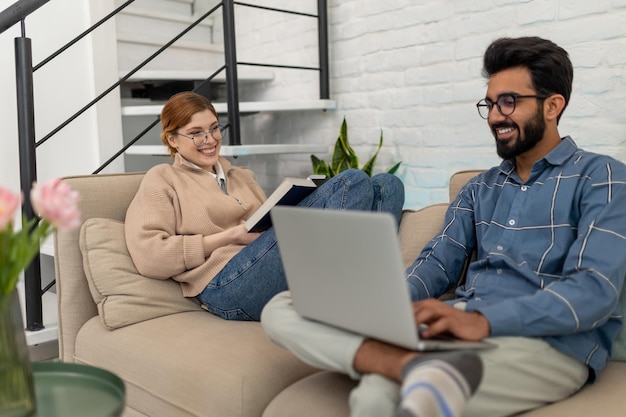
[{"left": 261, "top": 291, "right": 589, "bottom": 417}]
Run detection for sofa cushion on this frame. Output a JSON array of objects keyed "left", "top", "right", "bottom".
[
  {"left": 611, "top": 282, "right": 626, "bottom": 361},
  {"left": 262, "top": 362, "right": 626, "bottom": 417},
  {"left": 74, "top": 312, "right": 319, "bottom": 417},
  {"left": 79, "top": 217, "right": 203, "bottom": 330},
  {"left": 263, "top": 371, "right": 353, "bottom": 417},
  {"left": 514, "top": 361, "right": 626, "bottom": 417}
]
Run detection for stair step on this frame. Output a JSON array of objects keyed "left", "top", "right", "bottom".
[
  {"left": 126, "top": 144, "right": 330, "bottom": 157},
  {"left": 121, "top": 69, "right": 275, "bottom": 84},
  {"left": 122, "top": 99, "right": 337, "bottom": 116},
  {"left": 119, "top": 5, "right": 214, "bottom": 28},
  {"left": 117, "top": 30, "right": 224, "bottom": 73},
  {"left": 116, "top": 0, "right": 193, "bottom": 17},
  {"left": 116, "top": 31, "right": 222, "bottom": 53},
  {"left": 115, "top": 13, "right": 213, "bottom": 46}
]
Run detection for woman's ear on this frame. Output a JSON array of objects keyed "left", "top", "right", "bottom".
[
  {"left": 166, "top": 133, "right": 177, "bottom": 148},
  {"left": 544, "top": 94, "right": 566, "bottom": 122}
]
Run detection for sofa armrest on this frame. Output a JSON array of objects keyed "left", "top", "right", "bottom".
[
  {"left": 449, "top": 170, "right": 484, "bottom": 201},
  {"left": 398, "top": 204, "right": 448, "bottom": 269},
  {"left": 55, "top": 172, "right": 145, "bottom": 361}
]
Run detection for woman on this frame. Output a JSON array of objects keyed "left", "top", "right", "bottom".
[{"left": 125, "top": 91, "right": 405, "bottom": 321}]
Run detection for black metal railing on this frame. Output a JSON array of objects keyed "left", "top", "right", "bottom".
[{"left": 1, "top": 0, "right": 329, "bottom": 331}]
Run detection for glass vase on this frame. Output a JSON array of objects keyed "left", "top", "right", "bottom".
[{"left": 0, "top": 289, "right": 36, "bottom": 417}]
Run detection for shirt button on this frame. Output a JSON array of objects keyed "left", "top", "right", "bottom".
[
  {"left": 497, "top": 245, "right": 503, "bottom": 251},
  {"left": 497, "top": 269, "right": 502, "bottom": 274},
  {"left": 509, "top": 219, "right": 516, "bottom": 226},
  {"left": 521, "top": 185, "right": 528, "bottom": 191}
]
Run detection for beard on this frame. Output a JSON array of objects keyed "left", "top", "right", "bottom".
[{"left": 493, "top": 107, "right": 545, "bottom": 160}]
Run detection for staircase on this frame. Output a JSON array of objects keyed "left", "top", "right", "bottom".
[
  {"left": 115, "top": 0, "right": 334, "bottom": 172},
  {"left": 17, "top": 0, "right": 335, "bottom": 358}
]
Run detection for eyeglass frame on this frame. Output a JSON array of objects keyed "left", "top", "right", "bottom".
[
  {"left": 476, "top": 94, "right": 548, "bottom": 119},
  {"left": 174, "top": 125, "right": 225, "bottom": 146}
]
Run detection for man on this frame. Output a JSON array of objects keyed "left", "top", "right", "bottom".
[{"left": 261, "top": 37, "right": 626, "bottom": 417}]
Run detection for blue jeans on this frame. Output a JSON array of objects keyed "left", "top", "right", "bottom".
[{"left": 197, "top": 169, "right": 405, "bottom": 321}]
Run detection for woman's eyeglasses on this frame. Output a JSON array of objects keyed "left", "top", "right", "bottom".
[{"left": 175, "top": 125, "right": 225, "bottom": 146}]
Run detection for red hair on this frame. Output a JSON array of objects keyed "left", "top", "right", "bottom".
[{"left": 160, "top": 92, "right": 218, "bottom": 157}]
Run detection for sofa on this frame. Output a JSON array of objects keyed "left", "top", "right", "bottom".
[{"left": 54, "top": 169, "right": 626, "bottom": 417}]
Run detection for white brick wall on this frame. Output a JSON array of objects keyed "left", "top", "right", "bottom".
[{"left": 235, "top": 0, "right": 626, "bottom": 209}]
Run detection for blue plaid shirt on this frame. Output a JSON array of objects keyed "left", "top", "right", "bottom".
[{"left": 406, "top": 137, "right": 626, "bottom": 380}]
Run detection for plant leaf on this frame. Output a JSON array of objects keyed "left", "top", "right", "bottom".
[
  {"left": 310, "top": 117, "right": 400, "bottom": 179},
  {"left": 361, "top": 129, "right": 384, "bottom": 177},
  {"left": 311, "top": 154, "right": 322, "bottom": 172},
  {"left": 330, "top": 138, "right": 351, "bottom": 173},
  {"left": 387, "top": 161, "right": 402, "bottom": 175},
  {"left": 332, "top": 118, "right": 359, "bottom": 173},
  {"left": 311, "top": 155, "right": 332, "bottom": 177},
  {"left": 337, "top": 117, "right": 351, "bottom": 154},
  {"left": 319, "top": 161, "right": 333, "bottom": 178}
]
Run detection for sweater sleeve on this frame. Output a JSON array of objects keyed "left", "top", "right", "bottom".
[{"left": 125, "top": 167, "right": 206, "bottom": 279}]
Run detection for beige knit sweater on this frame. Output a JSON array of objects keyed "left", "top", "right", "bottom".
[{"left": 125, "top": 154, "right": 266, "bottom": 297}]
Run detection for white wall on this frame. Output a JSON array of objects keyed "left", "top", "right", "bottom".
[
  {"left": 0, "top": 0, "right": 122, "bottom": 197},
  {"left": 233, "top": 0, "right": 626, "bottom": 209},
  {"left": 3, "top": 0, "right": 626, "bottom": 211}
]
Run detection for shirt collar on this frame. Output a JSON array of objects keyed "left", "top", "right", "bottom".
[
  {"left": 499, "top": 136, "right": 579, "bottom": 175},
  {"left": 543, "top": 136, "right": 578, "bottom": 166},
  {"left": 175, "top": 153, "right": 226, "bottom": 182}
]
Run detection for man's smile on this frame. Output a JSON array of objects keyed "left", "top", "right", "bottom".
[{"left": 493, "top": 124, "right": 518, "bottom": 141}]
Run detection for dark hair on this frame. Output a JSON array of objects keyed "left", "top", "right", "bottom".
[
  {"left": 482, "top": 37, "right": 573, "bottom": 123},
  {"left": 160, "top": 91, "right": 218, "bottom": 157}
]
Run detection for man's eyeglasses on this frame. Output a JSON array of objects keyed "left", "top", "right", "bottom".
[
  {"left": 175, "top": 125, "right": 225, "bottom": 146},
  {"left": 476, "top": 94, "right": 547, "bottom": 119}
]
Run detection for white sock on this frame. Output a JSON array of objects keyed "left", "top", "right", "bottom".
[{"left": 395, "top": 351, "right": 483, "bottom": 417}]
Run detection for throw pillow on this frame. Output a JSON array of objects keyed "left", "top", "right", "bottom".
[{"left": 79, "top": 218, "right": 203, "bottom": 330}]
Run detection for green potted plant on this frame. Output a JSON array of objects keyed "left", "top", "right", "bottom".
[{"left": 311, "top": 117, "right": 401, "bottom": 178}]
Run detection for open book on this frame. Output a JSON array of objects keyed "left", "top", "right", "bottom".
[{"left": 245, "top": 175, "right": 326, "bottom": 232}]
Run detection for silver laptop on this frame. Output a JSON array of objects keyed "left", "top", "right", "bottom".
[{"left": 270, "top": 206, "right": 494, "bottom": 351}]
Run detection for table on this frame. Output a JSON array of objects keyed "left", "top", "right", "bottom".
[{"left": 32, "top": 361, "right": 125, "bottom": 417}]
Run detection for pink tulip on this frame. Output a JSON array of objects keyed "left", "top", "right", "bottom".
[
  {"left": 30, "top": 179, "right": 81, "bottom": 232},
  {"left": 0, "top": 186, "right": 21, "bottom": 230}
]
